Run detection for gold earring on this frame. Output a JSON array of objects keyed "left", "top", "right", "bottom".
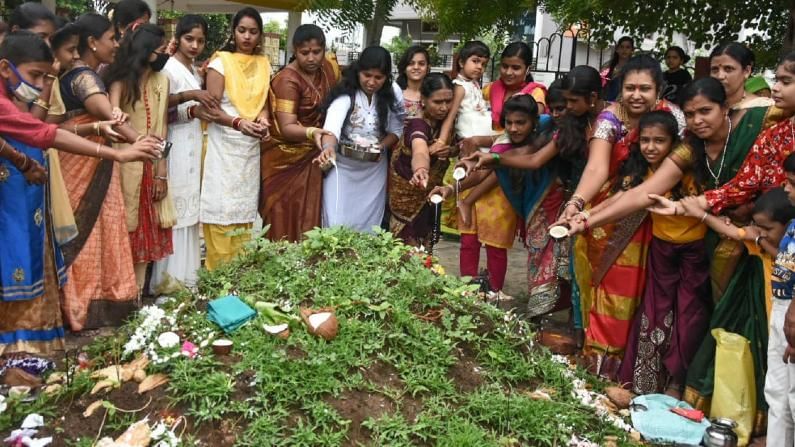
[{"left": 91, "top": 47, "right": 97, "bottom": 52}]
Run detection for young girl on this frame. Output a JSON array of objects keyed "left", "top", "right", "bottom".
[
  {"left": 152, "top": 15, "right": 215, "bottom": 291},
  {"left": 105, "top": 23, "right": 173, "bottom": 293},
  {"left": 662, "top": 46, "right": 692, "bottom": 104},
  {"left": 432, "top": 94, "right": 540, "bottom": 294},
  {"left": 570, "top": 111, "right": 710, "bottom": 398},
  {"left": 201, "top": 7, "right": 271, "bottom": 270},
  {"left": 602, "top": 36, "right": 634, "bottom": 101},
  {"left": 435, "top": 41, "right": 491, "bottom": 234},
  {"left": 395, "top": 45, "right": 430, "bottom": 121}
]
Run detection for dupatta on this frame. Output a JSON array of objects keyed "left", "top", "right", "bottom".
[{"left": 214, "top": 51, "right": 271, "bottom": 121}]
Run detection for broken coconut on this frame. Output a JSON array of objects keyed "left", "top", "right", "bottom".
[
  {"left": 300, "top": 307, "right": 338, "bottom": 341},
  {"left": 604, "top": 386, "right": 634, "bottom": 410},
  {"left": 263, "top": 323, "right": 290, "bottom": 339},
  {"left": 83, "top": 400, "right": 104, "bottom": 418},
  {"left": 115, "top": 419, "right": 152, "bottom": 447},
  {"left": 138, "top": 373, "right": 168, "bottom": 394}
]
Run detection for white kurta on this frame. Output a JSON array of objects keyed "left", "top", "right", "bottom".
[
  {"left": 151, "top": 58, "right": 203, "bottom": 291},
  {"left": 199, "top": 57, "right": 260, "bottom": 225},
  {"left": 322, "top": 86, "right": 403, "bottom": 232}
]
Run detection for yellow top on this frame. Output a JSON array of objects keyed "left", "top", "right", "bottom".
[
  {"left": 744, "top": 239, "right": 773, "bottom": 322},
  {"left": 649, "top": 146, "right": 707, "bottom": 243},
  {"left": 214, "top": 51, "right": 271, "bottom": 121}
]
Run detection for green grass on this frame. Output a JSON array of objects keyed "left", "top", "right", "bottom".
[{"left": 4, "top": 227, "right": 636, "bottom": 445}]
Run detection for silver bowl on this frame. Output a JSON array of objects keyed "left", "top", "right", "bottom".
[{"left": 338, "top": 143, "right": 382, "bottom": 162}]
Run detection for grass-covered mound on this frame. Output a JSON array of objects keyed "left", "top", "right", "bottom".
[{"left": 1, "top": 227, "right": 636, "bottom": 446}]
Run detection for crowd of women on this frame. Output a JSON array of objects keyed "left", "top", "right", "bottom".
[{"left": 1, "top": 0, "right": 795, "bottom": 442}]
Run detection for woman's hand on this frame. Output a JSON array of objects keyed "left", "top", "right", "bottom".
[
  {"left": 113, "top": 136, "right": 163, "bottom": 162},
  {"left": 567, "top": 221, "right": 586, "bottom": 236},
  {"left": 429, "top": 142, "right": 451, "bottom": 159},
  {"left": 740, "top": 224, "right": 762, "bottom": 242},
  {"left": 428, "top": 185, "right": 453, "bottom": 201},
  {"left": 410, "top": 167, "right": 429, "bottom": 189},
  {"left": 255, "top": 112, "right": 271, "bottom": 141},
  {"left": 189, "top": 90, "right": 220, "bottom": 110},
  {"left": 22, "top": 159, "right": 47, "bottom": 185},
  {"left": 646, "top": 194, "right": 681, "bottom": 216},
  {"left": 99, "top": 121, "right": 124, "bottom": 142},
  {"left": 238, "top": 119, "right": 266, "bottom": 139},
  {"left": 458, "top": 137, "right": 479, "bottom": 156},
  {"left": 313, "top": 145, "right": 336, "bottom": 167},
  {"left": 153, "top": 177, "right": 168, "bottom": 202},
  {"left": 550, "top": 203, "right": 580, "bottom": 228},
  {"left": 312, "top": 129, "right": 334, "bottom": 151},
  {"left": 111, "top": 107, "right": 129, "bottom": 124},
  {"left": 455, "top": 158, "right": 478, "bottom": 175},
  {"left": 194, "top": 105, "right": 221, "bottom": 122},
  {"left": 460, "top": 151, "right": 494, "bottom": 172},
  {"left": 680, "top": 196, "right": 705, "bottom": 218}
]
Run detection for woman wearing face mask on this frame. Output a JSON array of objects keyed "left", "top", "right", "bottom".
[
  {"left": 259, "top": 24, "right": 339, "bottom": 242},
  {"left": 105, "top": 23, "right": 172, "bottom": 294},
  {"left": 315, "top": 45, "right": 403, "bottom": 231},
  {"left": 58, "top": 13, "right": 152, "bottom": 332},
  {"left": 9, "top": 2, "right": 57, "bottom": 121},
  {"left": 0, "top": 32, "right": 162, "bottom": 355},
  {"left": 150, "top": 15, "right": 216, "bottom": 291},
  {"left": 555, "top": 55, "right": 686, "bottom": 379},
  {"left": 200, "top": 7, "right": 271, "bottom": 270}
]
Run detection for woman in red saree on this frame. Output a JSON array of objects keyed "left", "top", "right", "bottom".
[{"left": 259, "top": 24, "right": 339, "bottom": 242}]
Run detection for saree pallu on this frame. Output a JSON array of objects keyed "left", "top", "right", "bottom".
[
  {"left": 260, "top": 144, "right": 322, "bottom": 242},
  {"left": 618, "top": 237, "right": 711, "bottom": 394},
  {"left": 0, "top": 138, "right": 66, "bottom": 355},
  {"left": 683, "top": 235, "right": 769, "bottom": 435},
  {"left": 388, "top": 142, "right": 449, "bottom": 246},
  {"left": 58, "top": 113, "right": 137, "bottom": 331},
  {"left": 524, "top": 182, "right": 571, "bottom": 317}
]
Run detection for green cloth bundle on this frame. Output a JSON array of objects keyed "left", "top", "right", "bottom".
[{"left": 208, "top": 295, "right": 256, "bottom": 333}]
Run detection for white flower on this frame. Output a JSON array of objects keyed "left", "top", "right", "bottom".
[{"left": 0, "top": 395, "right": 6, "bottom": 414}]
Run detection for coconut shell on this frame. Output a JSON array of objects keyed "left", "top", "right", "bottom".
[
  {"left": 83, "top": 400, "right": 104, "bottom": 418},
  {"left": 138, "top": 373, "right": 168, "bottom": 394},
  {"left": 133, "top": 369, "right": 147, "bottom": 383},
  {"left": 46, "top": 372, "right": 66, "bottom": 385},
  {"left": 91, "top": 365, "right": 124, "bottom": 381},
  {"left": 300, "top": 307, "right": 338, "bottom": 341},
  {"left": 91, "top": 379, "right": 118, "bottom": 395},
  {"left": 43, "top": 384, "right": 62, "bottom": 396},
  {"left": 115, "top": 419, "right": 152, "bottom": 446},
  {"left": 604, "top": 386, "right": 634, "bottom": 409},
  {"left": 125, "top": 355, "right": 150, "bottom": 372}
]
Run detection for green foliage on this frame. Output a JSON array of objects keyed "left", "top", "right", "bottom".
[
  {"left": 159, "top": 10, "right": 231, "bottom": 61},
  {"left": 263, "top": 18, "right": 287, "bottom": 50},
  {"left": 539, "top": 0, "right": 790, "bottom": 68},
  {"left": 413, "top": 0, "right": 534, "bottom": 41},
  {"left": 384, "top": 34, "right": 413, "bottom": 56}
]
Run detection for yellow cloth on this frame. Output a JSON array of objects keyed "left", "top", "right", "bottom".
[
  {"left": 116, "top": 73, "right": 169, "bottom": 231},
  {"left": 650, "top": 175, "right": 706, "bottom": 243},
  {"left": 745, "top": 241, "right": 773, "bottom": 322},
  {"left": 214, "top": 51, "right": 271, "bottom": 121},
  {"left": 49, "top": 79, "right": 66, "bottom": 117},
  {"left": 203, "top": 223, "right": 252, "bottom": 270},
  {"left": 46, "top": 149, "right": 77, "bottom": 245}
]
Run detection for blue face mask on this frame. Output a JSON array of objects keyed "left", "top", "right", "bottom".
[{"left": 5, "top": 61, "right": 42, "bottom": 104}]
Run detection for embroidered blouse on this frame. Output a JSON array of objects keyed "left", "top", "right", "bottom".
[{"left": 705, "top": 119, "right": 795, "bottom": 213}]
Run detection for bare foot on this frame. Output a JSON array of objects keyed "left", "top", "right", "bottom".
[{"left": 457, "top": 200, "right": 473, "bottom": 227}]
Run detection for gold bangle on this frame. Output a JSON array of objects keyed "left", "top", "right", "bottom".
[
  {"left": 305, "top": 127, "right": 317, "bottom": 141},
  {"left": 74, "top": 124, "right": 79, "bottom": 135},
  {"left": 96, "top": 142, "right": 102, "bottom": 159},
  {"left": 94, "top": 122, "right": 100, "bottom": 136}
]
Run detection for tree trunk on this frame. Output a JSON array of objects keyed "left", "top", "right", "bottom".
[{"left": 364, "top": 0, "right": 391, "bottom": 47}]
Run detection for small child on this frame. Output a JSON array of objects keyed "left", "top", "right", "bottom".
[
  {"left": 436, "top": 41, "right": 491, "bottom": 234},
  {"left": 546, "top": 79, "right": 566, "bottom": 127}
]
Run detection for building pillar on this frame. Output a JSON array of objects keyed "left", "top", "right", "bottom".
[
  {"left": 285, "top": 10, "right": 302, "bottom": 62},
  {"left": 42, "top": 0, "right": 56, "bottom": 13},
  {"left": 143, "top": 0, "right": 157, "bottom": 23}
]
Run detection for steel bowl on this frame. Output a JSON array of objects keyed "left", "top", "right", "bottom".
[{"left": 338, "top": 143, "right": 382, "bottom": 162}]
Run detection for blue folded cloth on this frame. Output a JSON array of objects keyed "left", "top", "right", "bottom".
[
  {"left": 630, "top": 394, "right": 710, "bottom": 445},
  {"left": 207, "top": 295, "right": 256, "bottom": 333}
]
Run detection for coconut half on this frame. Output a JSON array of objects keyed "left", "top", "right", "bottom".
[
  {"left": 548, "top": 225, "right": 569, "bottom": 239},
  {"left": 300, "top": 307, "right": 339, "bottom": 341},
  {"left": 263, "top": 323, "right": 290, "bottom": 339},
  {"left": 429, "top": 194, "right": 443, "bottom": 205},
  {"left": 452, "top": 167, "right": 466, "bottom": 181}
]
